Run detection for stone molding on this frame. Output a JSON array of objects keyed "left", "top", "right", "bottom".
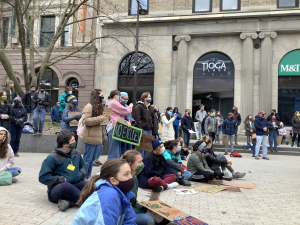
[
  {"left": 259, "top": 31, "right": 277, "bottom": 39},
  {"left": 174, "top": 35, "right": 191, "bottom": 42},
  {"left": 240, "top": 32, "right": 258, "bottom": 40}
]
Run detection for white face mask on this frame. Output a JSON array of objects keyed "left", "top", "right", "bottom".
[{"left": 160, "top": 147, "right": 165, "bottom": 154}]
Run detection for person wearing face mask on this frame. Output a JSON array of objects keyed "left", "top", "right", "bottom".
[
  {"left": 187, "top": 137, "right": 223, "bottom": 185},
  {"left": 268, "top": 116, "right": 281, "bottom": 152},
  {"left": 62, "top": 96, "right": 81, "bottom": 148},
  {"left": 3, "top": 80, "right": 17, "bottom": 104},
  {"left": 215, "top": 111, "right": 224, "bottom": 144},
  {"left": 51, "top": 102, "right": 61, "bottom": 124},
  {"left": 10, "top": 97, "right": 27, "bottom": 157},
  {"left": 178, "top": 137, "right": 189, "bottom": 160},
  {"left": 0, "top": 91, "right": 13, "bottom": 131},
  {"left": 254, "top": 111, "right": 270, "bottom": 160},
  {"left": 0, "top": 127, "right": 22, "bottom": 184},
  {"left": 181, "top": 109, "right": 195, "bottom": 150},
  {"left": 121, "top": 150, "right": 156, "bottom": 225},
  {"left": 267, "top": 109, "right": 280, "bottom": 122},
  {"left": 22, "top": 85, "right": 36, "bottom": 124},
  {"left": 107, "top": 90, "right": 133, "bottom": 160},
  {"left": 291, "top": 111, "right": 300, "bottom": 147},
  {"left": 244, "top": 115, "right": 255, "bottom": 151},
  {"left": 232, "top": 106, "right": 241, "bottom": 145},
  {"left": 222, "top": 113, "right": 237, "bottom": 155},
  {"left": 160, "top": 107, "right": 177, "bottom": 143},
  {"left": 32, "top": 84, "right": 51, "bottom": 134},
  {"left": 39, "top": 130, "right": 87, "bottom": 212},
  {"left": 72, "top": 159, "right": 136, "bottom": 224},
  {"left": 137, "top": 139, "right": 178, "bottom": 192},
  {"left": 172, "top": 107, "right": 181, "bottom": 140},
  {"left": 59, "top": 87, "right": 73, "bottom": 130},
  {"left": 195, "top": 104, "right": 207, "bottom": 139},
  {"left": 204, "top": 109, "right": 218, "bottom": 142},
  {"left": 163, "top": 140, "right": 191, "bottom": 186}
]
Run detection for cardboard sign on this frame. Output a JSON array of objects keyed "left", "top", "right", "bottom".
[
  {"left": 185, "top": 182, "right": 226, "bottom": 193},
  {"left": 173, "top": 216, "right": 208, "bottom": 225},
  {"left": 136, "top": 133, "right": 155, "bottom": 152},
  {"left": 277, "top": 135, "right": 283, "bottom": 145},
  {"left": 139, "top": 200, "right": 206, "bottom": 224},
  {"left": 158, "top": 123, "right": 162, "bottom": 135},
  {"left": 101, "top": 108, "right": 112, "bottom": 125},
  {"left": 68, "top": 112, "right": 81, "bottom": 126},
  {"left": 222, "top": 181, "right": 256, "bottom": 189},
  {"left": 112, "top": 120, "right": 143, "bottom": 145}
]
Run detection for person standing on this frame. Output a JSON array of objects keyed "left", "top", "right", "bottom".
[
  {"left": 215, "top": 111, "right": 223, "bottom": 144},
  {"left": 268, "top": 115, "right": 280, "bottom": 152},
  {"left": 195, "top": 104, "right": 207, "bottom": 139},
  {"left": 51, "top": 102, "right": 61, "bottom": 124},
  {"left": 32, "top": 84, "right": 51, "bottom": 135},
  {"left": 222, "top": 113, "right": 237, "bottom": 155},
  {"left": 232, "top": 106, "right": 241, "bottom": 145},
  {"left": 254, "top": 111, "right": 270, "bottom": 160},
  {"left": 0, "top": 91, "right": 13, "bottom": 131},
  {"left": 267, "top": 109, "right": 280, "bottom": 122},
  {"left": 59, "top": 87, "right": 72, "bottom": 129},
  {"left": 181, "top": 109, "right": 195, "bottom": 150},
  {"left": 3, "top": 80, "right": 17, "bottom": 104},
  {"left": 133, "top": 92, "right": 158, "bottom": 158},
  {"left": 205, "top": 109, "right": 218, "bottom": 142},
  {"left": 161, "top": 107, "right": 177, "bottom": 143},
  {"left": 291, "top": 111, "right": 300, "bottom": 147},
  {"left": 120, "top": 92, "right": 133, "bottom": 155},
  {"left": 22, "top": 86, "right": 35, "bottom": 124},
  {"left": 244, "top": 115, "right": 255, "bottom": 150},
  {"left": 10, "top": 97, "right": 27, "bottom": 157},
  {"left": 172, "top": 107, "right": 181, "bottom": 139}
]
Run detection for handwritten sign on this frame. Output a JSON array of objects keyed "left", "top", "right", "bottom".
[
  {"left": 112, "top": 120, "right": 143, "bottom": 145},
  {"left": 136, "top": 133, "right": 155, "bottom": 152},
  {"left": 173, "top": 216, "right": 208, "bottom": 225},
  {"left": 139, "top": 200, "right": 207, "bottom": 224},
  {"left": 101, "top": 107, "right": 112, "bottom": 125},
  {"left": 68, "top": 112, "right": 81, "bottom": 126}
]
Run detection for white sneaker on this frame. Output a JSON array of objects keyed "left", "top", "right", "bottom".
[
  {"left": 248, "top": 148, "right": 251, "bottom": 150},
  {"left": 167, "top": 182, "right": 179, "bottom": 189}
]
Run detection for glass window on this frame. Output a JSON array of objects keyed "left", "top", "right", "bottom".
[
  {"left": 194, "top": 0, "right": 211, "bottom": 12},
  {"left": 129, "top": 0, "right": 148, "bottom": 15},
  {"left": 278, "top": 0, "right": 298, "bottom": 8},
  {"left": 221, "top": 0, "right": 240, "bottom": 11},
  {"left": 40, "top": 16, "right": 55, "bottom": 47},
  {"left": 61, "top": 17, "right": 69, "bottom": 47},
  {"left": 2, "top": 17, "right": 9, "bottom": 48}
]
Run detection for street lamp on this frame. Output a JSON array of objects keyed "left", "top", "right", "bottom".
[{"left": 132, "top": 0, "right": 148, "bottom": 106}]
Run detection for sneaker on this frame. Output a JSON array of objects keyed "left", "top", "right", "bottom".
[
  {"left": 84, "top": 176, "right": 90, "bottom": 181},
  {"left": 252, "top": 155, "right": 255, "bottom": 157},
  {"left": 93, "top": 162, "right": 100, "bottom": 167},
  {"left": 177, "top": 178, "right": 191, "bottom": 186},
  {"left": 38, "top": 132, "right": 42, "bottom": 135},
  {"left": 255, "top": 157, "right": 259, "bottom": 160},
  {"left": 270, "top": 148, "right": 273, "bottom": 152},
  {"left": 14, "top": 153, "right": 20, "bottom": 157},
  {"left": 12, "top": 177, "right": 18, "bottom": 183},
  {"left": 167, "top": 182, "right": 179, "bottom": 189},
  {"left": 262, "top": 157, "right": 269, "bottom": 160},
  {"left": 152, "top": 186, "right": 164, "bottom": 192},
  {"left": 223, "top": 174, "right": 233, "bottom": 181},
  {"left": 248, "top": 148, "right": 251, "bottom": 150},
  {"left": 208, "top": 180, "right": 223, "bottom": 185},
  {"left": 224, "top": 152, "right": 228, "bottom": 155},
  {"left": 34, "top": 130, "right": 38, "bottom": 135},
  {"left": 57, "top": 199, "right": 74, "bottom": 212},
  {"left": 233, "top": 172, "right": 246, "bottom": 179},
  {"left": 95, "top": 160, "right": 103, "bottom": 166}
]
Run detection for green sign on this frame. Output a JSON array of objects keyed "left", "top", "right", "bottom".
[
  {"left": 279, "top": 50, "right": 300, "bottom": 76},
  {"left": 112, "top": 120, "right": 143, "bottom": 146}
]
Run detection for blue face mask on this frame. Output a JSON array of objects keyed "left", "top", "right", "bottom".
[
  {"left": 69, "top": 91, "right": 72, "bottom": 95},
  {"left": 168, "top": 112, "right": 172, "bottom": 116},
  {"left": 72, "top": 100, "right": 78, "bottom": 106},
  {"left": 146, "top": 98, "right": 152, "bottom": 103},
  {"left": 177, "top": 146, "right": 182, "bottom": 152},
  {"left": 212, "top": 113, "right": 216, "bottom": 116},
  {"left": 202, "top": 149, "right": 208, "bottom": 154}
]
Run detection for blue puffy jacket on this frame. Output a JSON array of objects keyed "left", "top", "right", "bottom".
[
  {"left": 222, "top": 117, "right": 237, "bottom": 135},
  {"left": 62, "top": 106, "right": 81, "bottom": 132},
  {"left": 254, "top": 117, "right": 270, "bottom": 136},
  {"left": 50, "top": 106, "right": 61, "bottom": 123},
  {"left": 72, "top": 179, "right": 136, "bottom": 225}
]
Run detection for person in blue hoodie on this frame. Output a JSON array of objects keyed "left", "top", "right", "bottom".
[
  {"left": 72, "top": 158, "right": 136, "bottom": 225},
  {"left": 120, "top": 92, "right": 133, "bottom": 155},
  {"left": 39, "top": 130, "right": 87, "bottom": 212},
  {"left": 172, "top": 107, "right": 181, "bottom": 139},
  {"left": 222, "top": 113, "right": 237, "bottom": 155},
  {"left": 51, "top": 102, "right": 61, "bottom": 124},
  {"left": 254, "top": 111, "right": 270, "bottom": 160}
]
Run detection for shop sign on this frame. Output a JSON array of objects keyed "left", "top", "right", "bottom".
[{"left": 279, "top": 50, "right": 300, "bottom": 76}]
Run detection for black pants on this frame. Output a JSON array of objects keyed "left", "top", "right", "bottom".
[
  {"left": 74, "top": 132, "right": 78, "bottom": 148},
  {"left": 48, "top": 181, "right": 87, "bottom": 203},
  {"left": 191, "top": 167, "right": 223, "bottom": 182},
  {"left": 180, "top": 149, "right": 189, "bottom": 158},
  {"left": 292, "top": 133, "right": 300, "bottom": 144},
  {"left": 209, "top": 132, "right": 216, "bottom": 142}
]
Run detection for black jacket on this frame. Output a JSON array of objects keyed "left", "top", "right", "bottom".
[
  {"left": 22, "top": 91, "right": 34, "bottom": 112},
  {"left": 132, "top": 102, "right": 158, "bottom": 136},
  {"left": 2, "top": 87, "right": 17, "bottom": 104},
  {"left": 181, "top": 115, "right": 195, "bottom": 132},
  {"left": 11, "top": 105, "right": 28, "bottom": 127},
  {"left": 267, "top": 113, "right": 280, "bottom": 122},
  {"left": 268, "top": 121, "right": 281, "bottom": 135},
  {"left": 206, "top": 147, "right": 227, "bottom": 168},
  {"left": 32, "top": 90, "right": 51, "bottom": 112},
  {"left": 0, "top": 103, "right": 13, "bottom": 130}
]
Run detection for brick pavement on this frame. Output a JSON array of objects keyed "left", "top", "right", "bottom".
[{"left": 0, "top": 153, "right": 300, "bottom": 225}]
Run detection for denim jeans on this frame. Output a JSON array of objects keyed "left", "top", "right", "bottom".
[
  {"left": 173, "top": 125, "right": 179, "bottom": 139},
  {"left": 7, "top": 167, "right": 21, "bottom": 177},
  {"left": 83, "top": 143, "right": 103, "bottom": 177},
  {"left": 135, "top": 213, "right": 156, "bottom": 225},
  {"left": 183, "top": 131, "right": 191, "bottom": 150},
  {"left": 137, "top": 130, "right": 152, "bottom": 158},
  {"left": 121, "top": 141, "right": 132, "bottom": 156},
  {"left": 269, "top": 129, "right": 278, "bottom": 149},
  {"left": 215, "top": 134, "right": 219, "bottom": 141},
  {"left": 197, "top": 122, "right": 202, "bottom": 140},
  {"left": 33, "top": 107, "right": 46, "bottom": 132},
  {"left": 166, "top": 166, "right": 191, "bottom": 180},
  {"left": 107, "top": 129, "right": 122, "bottom": 160},
  {"left": 246, "top": 136, "right": 252, "bottom": 149},
  {"left": 182, "top": 170, "right": 192, "bottom": 180},
  {"left": 252, "top": 144, "right": 256, "bottom": 156},
  {"left": 255, "top": 135, "right": 268, "bottom": 157},
  {"left": 10, "top": 124, "right": 23, "bottom": 153}
]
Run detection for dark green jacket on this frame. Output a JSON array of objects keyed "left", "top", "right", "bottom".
[
  {"left": 39, "top": 147, "right": 87, "bottom": 190},
  {"left": 130, "top": 175, "right": 147, "bottom": 214}
]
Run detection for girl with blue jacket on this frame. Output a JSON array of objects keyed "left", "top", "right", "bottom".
[
  {"left": 172, "top": 107, "right": 181, "bottom": 139},
  {"left": 73, "top": 159, "right": 136, "bottom": 225}
]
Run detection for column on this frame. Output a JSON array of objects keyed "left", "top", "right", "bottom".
[
  {"left": 240, "top": 32, "right": 258, "bottom": 117},
  {"left": 259, "top": 31, "right": 277, "bottom": 113},
  {"left": 174, "top": 35, "right": 191, "bottom": 114}
]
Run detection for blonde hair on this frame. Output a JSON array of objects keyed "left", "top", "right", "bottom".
[{"left": 200, "top": 135, "right": 212, "bottom": 145}]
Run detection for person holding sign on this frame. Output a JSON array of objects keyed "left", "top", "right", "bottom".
[
  {"left": 62, "top": 95, "right": 81, "bottom": 148},
  {"left": 73, "top": 159, "right": 137, "bottom": 225},
  {"left": 160, "top": 107, "right": 177, "bottom": 143},
  {"left": 107, "top": 90, "right": 133, "bottom": 160},
  {"left": 133, "top": 92, "right": 158, "bottom": 158},
  {"left": 80, "top": 89, "right": 106, "bottom": 178},
  {"left": 137, "top": 139, "right": 178, "bottom": 192}
]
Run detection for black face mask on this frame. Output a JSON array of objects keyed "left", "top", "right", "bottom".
[
  {"left": 99, "top": 96, "right": 104, "bottom": 102},
  {"left": 14, "top": 100, "right": 19, "bottom": 106},
  {"left": 232, "top": 110, "right": 235, "bottom": 113},
  {"left": 40, "top": 89, "right": 45, "bottom": 93}
]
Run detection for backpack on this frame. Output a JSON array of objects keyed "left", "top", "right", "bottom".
[
  {"left": 230, "top": 152, "right": 242, "bottom": 158},
  {"left": 22, "top": 125, "right": 34, "bottom": 134},
  {"left": 77, "top": 118, "right": 84, "bottom": 136}
]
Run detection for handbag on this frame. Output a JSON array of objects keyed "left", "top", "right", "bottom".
[
  {"left": 222, "top": 135, "right": 228, "bottom": 146},
  {"left": 251, "top": 133, "right": 256, "bottom": 140},
  {"left": 0, "top": 171, "right": 12, "bottom": 186}
]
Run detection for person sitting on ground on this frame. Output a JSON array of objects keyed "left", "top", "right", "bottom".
[
  {"left": 222, "top": 113, "right": 237, "bottom": 155},
  {"left": 278, "top": 122, "right": 289, "bottom": 146},
  {"left": 39, "top": 130, "right": 87, "bottom": 212},
  {"left": 161, "top": 107, "right": 177, "bottom": 143},
  {"left": 72, "top": 159, "right": 136, "bottom": 224},
  {"left": 121, "top": 150, "right": 156, "bottom": 225},
  {"left": 187, "top": 136, "right": 223, "bottom": 185},
  {"left": 0, "top": 127, "right": 21, "bottom": 184},
  {"left": 137, "top": 139, "right": 179, "bottom": 192},
  {"left": 51, "top": 102, "right": 61, "bottom": 124},
  {"left": 178, "top": 137, "right": 189, "bottom": 160},
  {"left": 163, "top": 140, "right": 191, "bottom": 186}
]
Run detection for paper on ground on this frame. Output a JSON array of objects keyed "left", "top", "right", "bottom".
[{"left": 173, "top": 189, "right": 198, "bottom": 195}]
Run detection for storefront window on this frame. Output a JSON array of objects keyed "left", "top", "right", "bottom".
[
  {"left": 193, "top": 0, "right": 212, "bottom": 13},
  {"left": 278, "top": 0, "right": 298, "bottom": 8},
  {"left": 221, "top": 0, "right": 240, "bottom": 11}
]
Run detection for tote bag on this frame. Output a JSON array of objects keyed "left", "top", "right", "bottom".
[{"left": 0, "top": 171, "right": 12, "bottom": 186}]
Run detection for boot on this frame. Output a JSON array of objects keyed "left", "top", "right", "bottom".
[
  {"left": 177, "top": 177, "right": 191, "bottom": 186},
  {"left": 57, "top": 199, "right": 74, "bottom": 212},
  {"left": 286, "top": 141, "right": 289, "bottom": 145}
]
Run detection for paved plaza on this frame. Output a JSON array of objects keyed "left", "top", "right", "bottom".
[{"left": 0, "top": 152, "right": 300, "bottom": 225}]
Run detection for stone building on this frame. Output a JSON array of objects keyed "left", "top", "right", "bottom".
[{"left": 97, "top": 0, "right": 300, "bottom": 125}]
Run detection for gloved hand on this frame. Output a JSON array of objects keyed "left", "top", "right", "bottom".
[
  {"left": 16, "top": 119, "right": 24, "bottom": 127},
  {"left": 75, "top": 114, "right": 82, "bottom": 121}
]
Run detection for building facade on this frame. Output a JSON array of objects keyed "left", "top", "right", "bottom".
[{"left": 96, "top": 0, "right": 300, "bottom": 125}]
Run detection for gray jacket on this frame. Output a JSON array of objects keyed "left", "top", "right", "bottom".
[
  {"left": 205, "top": 116, "right": 218, "bottom": 134},
  {"left": 195, "top": 110, "right": 207, "bottom": 123}
]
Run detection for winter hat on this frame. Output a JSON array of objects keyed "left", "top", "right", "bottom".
[
  {"left": 121, "top": 92, "right": 128, "bottom": 98},
  {"left": 14, "top": 97, "right": 22, "bottom": 103},
  {"left": 67, "top": 95, "right": 76, "bottom": 103},
  {"left": 192, "top": 141, "right": 206, "bottom": 152},
  {"left": 151, "top": 139, "right": 163, "bottom": 150}
]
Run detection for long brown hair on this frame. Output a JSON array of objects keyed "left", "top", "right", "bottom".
[
  {"left": 244, "top": 115, "right": 254, "bottom": 124},
  {"left": 90, "top": 89, "right": 104, "bottom": 117},
  {"left": 141, "top": 92, "right": 150, "bottom": 105},
  {"left": 67, "top": 102, "right": 79, "bottom": 111},
  {"left": 0, "top": 91, "right": 8, "bottom": 104},
  {"left": 121, "top": 150, "right": 141, "bottom": 170},
  {"left": 76, "top": 159, "right": 128, "bottom": 206},
  {"left": 0, "top": 129, "right": 9, "bottom": 159}
]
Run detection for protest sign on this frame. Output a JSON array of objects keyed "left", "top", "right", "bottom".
[
  {"left": 112, "top": 120, "right": 143, "bottom": 145},
  {"left": 136, "top": 133, "right": 155, "bottom": 152},
  {"left": 101, "top": 108, "right": 112, "bottom": 125},
  {"left": 68, "top": 112, "right": 81, "bottom": 126}
]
